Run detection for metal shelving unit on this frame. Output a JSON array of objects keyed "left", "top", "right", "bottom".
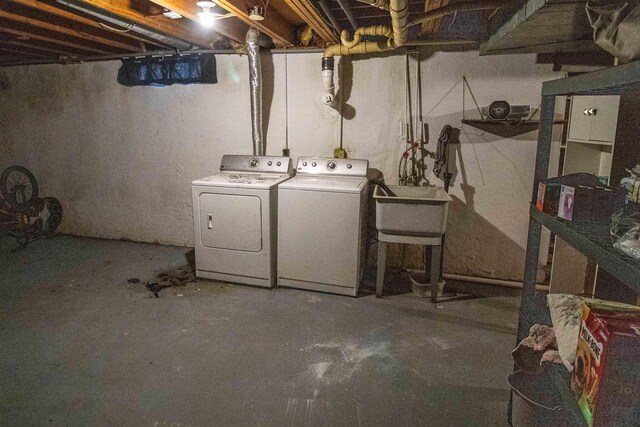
[{"left": 514, "top": 60, "right": 640, "bottom": 426}]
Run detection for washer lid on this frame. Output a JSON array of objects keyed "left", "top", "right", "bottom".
[
  {"left": 278, "top": 175, "right": 367, "bottom": 193},
  {"left": 192, "top": 173, "right": 292, "bottom": 189}
]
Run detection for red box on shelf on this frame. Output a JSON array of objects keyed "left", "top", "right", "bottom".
[{"left": 571, "top": 301, "right": 640, "bottom": 426}]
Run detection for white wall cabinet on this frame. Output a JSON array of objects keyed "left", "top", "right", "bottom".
[{"left": 567, "top": 95, "right": 620, "bottom": 144}]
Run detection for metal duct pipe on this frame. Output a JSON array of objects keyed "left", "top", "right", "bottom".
[
  {"left": 335, "top": 0, "right": 359, "bottom": 30},
  {"left": 55, "top": 0, "right": 193, "bottom": 50},
  {"left": 408, "top": 0, "right": 511, "bottom": 27},
  {"left": 246, "top": 28, "right": 264, "bottom": 156}
]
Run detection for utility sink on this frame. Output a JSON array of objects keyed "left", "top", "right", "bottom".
[{"left": 373, "top": 185, "right": 452, "bottom": 237}]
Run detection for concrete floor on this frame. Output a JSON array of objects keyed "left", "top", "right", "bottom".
[{"left": 0, "top": 235, "right": 519, "bottom": 426}]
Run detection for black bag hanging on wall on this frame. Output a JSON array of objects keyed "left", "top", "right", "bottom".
[
  {"left": 117, "top": 53, "right": 217, "bottom": 87},
  {"left": 587, "top": 0, "right": 640, "bottom": 61}
]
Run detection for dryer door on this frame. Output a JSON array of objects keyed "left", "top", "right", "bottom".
[{"left": 199, "top": 193, "right": 262, "bottom": 252}]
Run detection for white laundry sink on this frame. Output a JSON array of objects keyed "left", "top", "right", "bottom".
[{"left": 373, "top": 185, "right": 452, "bottom": 237}]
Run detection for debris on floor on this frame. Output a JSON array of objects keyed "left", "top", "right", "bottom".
[{"left": 135, "top": 265, "right": 197, "bottom": 298}]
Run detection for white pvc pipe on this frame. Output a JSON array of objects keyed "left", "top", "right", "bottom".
[
  {"left": 321, "top": 68, "right": 336, "bottom": 106},
  {"left": 442, "top": 273, "right": 550, "bottom": 292}
]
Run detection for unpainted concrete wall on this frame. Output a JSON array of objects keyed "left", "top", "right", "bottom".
[{"left": 0, "top": 51, "right": 561, "bottom": 281}]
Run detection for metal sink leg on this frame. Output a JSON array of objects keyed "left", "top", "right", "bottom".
[{"left": 376, "top": 241, "right": 387, "bottom": 298}]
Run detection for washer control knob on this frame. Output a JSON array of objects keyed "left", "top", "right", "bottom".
[
  {"left": 249, "top": 158, "right": 259, "bottom": 168},
  {"left": 267, "top": 161, "right": 273, "bottom": 166},
  {"left": 312, "top": 162, "right": 317, "bottom": 167},
  {"left": 347, "top": 163, "right": 352, "bottom": 169},
  {"left": 327, "top": 161, "right": 337, "bottom": 170},
  {"left": 302, "top": 161, "right": 308, "bottom": 166},
  {"left": 276, "top": 161, "right": 281, "bottom": 166}
]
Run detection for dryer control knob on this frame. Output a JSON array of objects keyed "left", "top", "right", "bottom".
[
  {"left": 267, "top": 161, "right": 273, "bottom": 166},
  {"left": 276, "top": 161, "right": 281, "bottom": 166},
  {"left": 347, "top": 164, "right": 352, "bottom": 169},
  {"left": 312, "top": 162, "right": 317, "bottom": 167},
  {"left": 302, "top": 161, "right": 308, "bottom": 166},
  {"left": 327, "top": 161, "right": 337, "bottom": 170},
  {"left": 249, "top": 158, "right": 259, "bottom": 167}
]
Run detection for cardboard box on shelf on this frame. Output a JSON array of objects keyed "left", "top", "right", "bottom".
[{"left": 571, "top": 300, "right": 640, "bottom": 426}]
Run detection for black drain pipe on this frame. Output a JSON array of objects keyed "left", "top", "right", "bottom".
[
  {"left": 336, "top": 0, "right": 359, "bottom": 30},
  {"left": 317, "top": 0, "right": 343, "bottom": 34}
]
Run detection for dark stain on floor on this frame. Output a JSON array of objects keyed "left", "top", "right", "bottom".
[{"left": 142, "top": 265, "right": 196, "bottom": 298}]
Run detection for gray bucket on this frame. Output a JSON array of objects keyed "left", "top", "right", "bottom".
[{"left": 508, "top": 370, "right": 573, "bottom": 427}]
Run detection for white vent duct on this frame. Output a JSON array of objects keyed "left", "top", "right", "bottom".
[{"left": 246, "top": 28, "right": 264, "bottom": 156}]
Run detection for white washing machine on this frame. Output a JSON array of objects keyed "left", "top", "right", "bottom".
[
  {"left": 277, "top": 157, "right": 369, "bottom": 296},
  {"left": 192, "top": 155, "right": 293, "bottom": 288}
]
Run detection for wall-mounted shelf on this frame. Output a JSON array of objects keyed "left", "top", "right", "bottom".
[{"left": 461, "top": 119, "right": 566, "bottom": 138}]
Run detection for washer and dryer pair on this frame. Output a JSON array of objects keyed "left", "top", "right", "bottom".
[{"left": 191, "top": 155, "right": 369, "bottom": 296}]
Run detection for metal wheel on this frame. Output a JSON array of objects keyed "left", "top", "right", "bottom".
[{"left": 0, "top": 166, "right": 39, "bottom": 207}]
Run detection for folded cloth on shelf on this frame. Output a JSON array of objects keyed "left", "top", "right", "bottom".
[{"left": 512, "top": 324, "right": 562, "bottom": 373}]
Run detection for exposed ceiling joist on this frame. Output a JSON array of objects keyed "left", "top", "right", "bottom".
[
  {"left": 0, "top": 58, "right": 53, "bottom": 66},
  {"left": 151, "top": 0, "right": 294, "bottom": 46},
  {"left": 146, "top": 0, "right": 251, "bottom": 44},
  {"left": 0, "top": 9, "right": 140, "bottom": 52},
  {"left": 0, "top": 46, "right": 54, "bottom": 58},
  {"left": 0, "top": 38, "right": 79, "bottom": 58},
  {"left": 422, "top": 0, "right": 448, "bottom": 35},
  {"left": 75, "top": 0, "right": 221, "bottom": 47},
  {"left": 0, "top": 37, "right": 85, "bottom": 57},
  {"left": 283, "top": 0, "right": 337, "bottom": 43},
  {"left": 0, "top": 24, "right": 112, "bottom": 54},
  {"left": 9, "top": 0, "right": 166, "bottom": 49}
]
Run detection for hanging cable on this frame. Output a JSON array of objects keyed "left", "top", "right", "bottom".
[{"left": 98, "top": 22, "right": 135, "bottom": 33}]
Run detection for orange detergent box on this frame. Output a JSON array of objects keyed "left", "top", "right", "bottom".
[{"left": 571, "top": 300, "right": 640, "bottom": 426}]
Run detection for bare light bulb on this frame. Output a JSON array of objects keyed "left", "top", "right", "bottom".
[
  {"left": 196, "top": 1, "right": 216, "bottom": 27},
  {"left": 198, "top": 8, "right": 214, "bottom": 27}
]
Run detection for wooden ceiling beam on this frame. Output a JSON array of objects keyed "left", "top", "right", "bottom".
[
  {"left": 0, "top": 24, "right": 112, "bottom": 54},
  {"left": 422, "top": 0, "right": 448, "bottom": 34},
  {"left": 0, "top": 52, "right": 38, "bottom": 61},
  {"left": 283, "top": 0, "right": 337, "bottom": 43},
  {"left": 9, "top": 0, "right": 166, "bottom": 49},
  {"left": 0, "top": 9, "right": 140, "bottom": 51},
  {"left": 0, "top": 38, "right": 84, "bottom": 57},
  {"left": 0, "top": 58, "right": 54, "bottom": 66},
  {"left": 148, "top": 0, "right": 258, "bottom": 45},
  {"left": 166, "top": 0, "right": 297, "bottom": 46},
  {"left": 0, "top": 45, "right": 57, "bottom": 58},
  {"left": 76, "top": 0, "right": 221, "bottom": 47}
]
